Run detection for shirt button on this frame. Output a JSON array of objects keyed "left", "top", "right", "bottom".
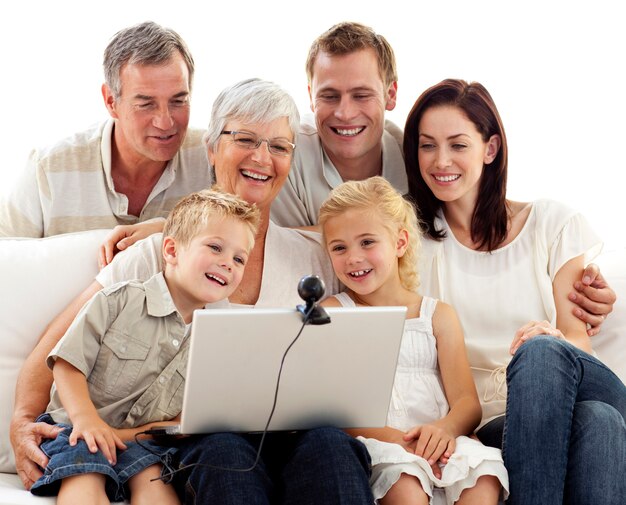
[
  {"left": 159, "top": 376, "right": 166, "bottom": 384},
  {"left": 120, "top": 346, "right": 127, "bottom": 353},
  {"left": 172, "top": 339, "right": 180, "bottom": 347}
]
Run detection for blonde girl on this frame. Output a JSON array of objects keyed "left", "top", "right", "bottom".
[{"left": 319, "top": 176, "right": 508, "bottom": 505}]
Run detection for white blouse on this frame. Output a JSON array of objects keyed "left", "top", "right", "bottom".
[{"left": 418, "top": 199, "right": 602, "bottom": 427}]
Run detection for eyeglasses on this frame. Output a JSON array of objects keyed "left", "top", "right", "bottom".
[{"left": 220, "top": 130, "right": 295, "bottom": 157}]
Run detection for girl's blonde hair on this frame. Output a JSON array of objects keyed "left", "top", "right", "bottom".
[{"left": 318, "top": 176, "right": 421, "bottom": 291}]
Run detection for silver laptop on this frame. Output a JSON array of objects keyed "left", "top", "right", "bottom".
[{"left": 163, "top": 306, "right": 406, "bottom": 435}]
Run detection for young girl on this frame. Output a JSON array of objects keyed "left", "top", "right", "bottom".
[
  {"left": 403, "top": 79, "right": 626, "bottom": 505},
  {"left": 318, "top": 176, "right": 508, "bottom": 505}
]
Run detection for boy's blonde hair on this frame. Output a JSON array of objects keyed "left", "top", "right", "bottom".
[
  {"left": 318, "top": 176, "right": 421, "bottom": 292},
  {"left": 163, "top": 187, "right": 260, "bottom": 248}
]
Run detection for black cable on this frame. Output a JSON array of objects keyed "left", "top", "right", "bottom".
[{"left": 134, "top": 303, "right": 316, "bottom": 483}]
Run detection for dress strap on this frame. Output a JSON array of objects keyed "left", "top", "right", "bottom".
[
  {"left": 418, "top": 296, "right": 438, "bottom": 320},
  {"left": 332, "top": 291, "right": 356, "bottom": 307}
]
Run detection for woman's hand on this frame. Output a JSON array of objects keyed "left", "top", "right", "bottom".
[
  {"left": 510, "top": 320, "right": 564, "bottom": 355},
  {"left": 98, "top": 219, "right": 165, "bottom": 269},
  {"left": 69, "top": 412, "right": 127, "bottom": 465},
  {"left": 569, "top": 264, "right": 616, "bottom": 336}
]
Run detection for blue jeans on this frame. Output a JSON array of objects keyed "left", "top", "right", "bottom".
[
  {"left": 173, "top": 427, "right": 373, "bottom": 504},
  {"left": 30, "top": 414, "right": 178, "bottom": 501},
  {"left": 503, "top": 336, "right": 626, "bottom": 505}
]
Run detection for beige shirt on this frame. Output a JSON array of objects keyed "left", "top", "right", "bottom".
[
  {"left": 0, "top": 120, "right": 211, "bottom": 237},
  {"left": 271, "top": 115, "right": 407, "bottom": 227},
  {"left": 96, "top": 221, "right": 340, "bottom": 307},
  {"left": 46, "top": 272, "right": 189, "bottom": 428}
]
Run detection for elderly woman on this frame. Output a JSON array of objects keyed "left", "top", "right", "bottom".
[{"left": 10, "top": 79, "right": 372, "bottom": 505}]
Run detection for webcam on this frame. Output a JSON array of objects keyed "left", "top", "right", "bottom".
[{"left": 296, "top": 275, "right": 331, "bottom": 325}]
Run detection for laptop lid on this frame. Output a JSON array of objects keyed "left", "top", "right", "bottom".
[{"left": 178, "top": 306, "right": 406, "bottom": 434}]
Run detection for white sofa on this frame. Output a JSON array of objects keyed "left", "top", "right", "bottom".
[{"left": 0, "top": 230, "right": 625, "bottom": 504}]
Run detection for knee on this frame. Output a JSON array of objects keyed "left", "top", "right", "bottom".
[
  {"left": 508, "top": 336, "right": 574, "bottom": 376},
  {"left": 296, "top": 427, "right": 370, "bottom": 469},
  {"left": 573, "top": 401, "right": 626, "bottom": 436},
  {"left": 178, "top": 433, "right": 255, "bottom": 465}
]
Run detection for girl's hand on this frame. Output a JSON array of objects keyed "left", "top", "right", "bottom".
[
  {"left": 69, "top": 412, "right": 127, "bottom": 465},
  {"left": 510, "top": 320, "right": 564, "bottom": 355},
  {"left": 403, "top": 423, "right": 455, "bottom": 467}
]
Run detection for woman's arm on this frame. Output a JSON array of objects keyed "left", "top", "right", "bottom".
[
  {"left": 570, "top": 263, "right": 616, "bottom": 336},
  {"left": 9, "top": 280, "right": 102, "bottom": 490},
  {"left": 404, "top": 302, "right": 482, "bottom": 464},
  {"left": 511, "top": 254, "right": 592, "bottom": 354}
]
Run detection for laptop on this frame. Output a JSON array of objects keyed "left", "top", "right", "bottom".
[{"left": 160, "top": 306, "right": 406, "bottom": 435}]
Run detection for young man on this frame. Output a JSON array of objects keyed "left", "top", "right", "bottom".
[
  {"left": 29, "top": 189, "right": 259, "bottom": 503},
  {"left": 0, "top": 21, "right": 210, "bottom": 238},
  {"left": 271, "top": 22, "right": 407, "bottom": 227}
]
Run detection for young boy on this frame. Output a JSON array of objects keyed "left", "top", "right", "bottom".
[{"left": 30, "top": 188, "right": 260, "bottom": 504}]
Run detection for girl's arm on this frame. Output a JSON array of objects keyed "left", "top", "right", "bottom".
[
  {"left": 510, "top": 254, "right": 592, "bottom": 354},
  {"left": 404, "top": 302, "right": 481, "bottom": 464},
  {"left": 53, "top": 358, "right": 126, "bottom": 464}
]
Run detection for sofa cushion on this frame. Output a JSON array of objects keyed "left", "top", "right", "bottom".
[{"left": 0, "top": 229, "right": 109, "bottom": 473}]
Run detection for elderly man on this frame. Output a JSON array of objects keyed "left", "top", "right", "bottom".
[{"left": 0, "top": 21, "right": 209, "bottom": 237}]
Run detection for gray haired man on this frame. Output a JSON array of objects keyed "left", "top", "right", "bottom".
[{"left": 0, "top": 21, "right": 210, "bottom": 238}]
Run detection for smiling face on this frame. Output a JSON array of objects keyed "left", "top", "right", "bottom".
[
  {"left": 208, "top": 117, "right": 293, "bottom": 214},
  {"left": 164, "top": 216, "right": 254, "bottom": 316},
  {"left": 323, "top": 208, "right": 406, "bottom": 300},
  {"left": 103, "top": 52, "right": 191, "bottom": 166},
  {"left": 309, "top": 48, "right": 397, "bottom": 174},
  {"left": 417, "top": 105, "right": 500, "bottom": 208}
]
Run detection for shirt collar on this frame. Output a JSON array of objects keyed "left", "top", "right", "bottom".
[
  {"left": 144, "top": 271, "right": 179, "bottom": 317},
  {"left": 321, "top": 128, "right": 407, "bottom": 193}
]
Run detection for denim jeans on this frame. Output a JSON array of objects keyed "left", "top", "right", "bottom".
[
  {"left": 503, "top": 336, "right": 626, "bottom": 505},
  {"left": 30, "top": 414, "right": 178, "bottom": 501},
  {"left": 173, "top": 427, "right": 373, "bottom": 504}
]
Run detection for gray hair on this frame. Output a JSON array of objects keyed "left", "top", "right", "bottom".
[
  {"left": 205, "top": 78, "right": 300, "bottom": 153},
  {"left": 103, "top": 21, "right": 194, "bottom": 98}
]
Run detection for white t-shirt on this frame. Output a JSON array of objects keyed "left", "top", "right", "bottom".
[
  {"left": 418, "top": 199, "right": 602, "bottom": 427},
  {"left": 96, "top": 221, "right": 340, "bottom": 308}
]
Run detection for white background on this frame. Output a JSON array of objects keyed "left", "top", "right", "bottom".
[{"left": 1, "top": 0, "right": 624, "bottom": 249}]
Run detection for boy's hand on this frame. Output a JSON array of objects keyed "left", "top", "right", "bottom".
[{"left": 69, "top": 413, "right": 127, "bottom": 465}]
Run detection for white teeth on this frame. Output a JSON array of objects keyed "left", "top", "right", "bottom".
[
  {"left": 435, "top": 174, "right": 460, "bottom": 182},
  {"left": 335, "top": 127, "right": 364, "bottom": 136},
  {"left": 206, "top": 273, "right": 226, "bottom": 285},
  {"left": 242, "top": 170, "right": 270, "bottom": 181},
  {"left": 350, "top": 269, "right": 371, "bottom": 278}
]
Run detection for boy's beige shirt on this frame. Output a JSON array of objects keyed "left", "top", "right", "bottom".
[{"left": 46, "top": 272, "right": 188, "bottom": 428}]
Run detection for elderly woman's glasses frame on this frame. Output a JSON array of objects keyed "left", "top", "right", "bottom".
[{"left": 221, "top": 130, "right": 295, "bottom": 157}]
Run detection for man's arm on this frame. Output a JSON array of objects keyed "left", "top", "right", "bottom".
[
  {"left": 9, "top": 280, "right": 102, "bottom": 489},
  {"left": 0, "top": 149, "right": 45, "bottom": 237},
  {"left": 570, "top": 264, "right": 617, "bottom": 336}
]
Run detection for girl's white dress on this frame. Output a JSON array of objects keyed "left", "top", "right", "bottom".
[{"left": 334, "top": 292, "right": 509, "bottom": 505}]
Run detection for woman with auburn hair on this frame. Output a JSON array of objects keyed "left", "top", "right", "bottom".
[{"left": 403, "top": 78, "right": 626, "bottom": 505}]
